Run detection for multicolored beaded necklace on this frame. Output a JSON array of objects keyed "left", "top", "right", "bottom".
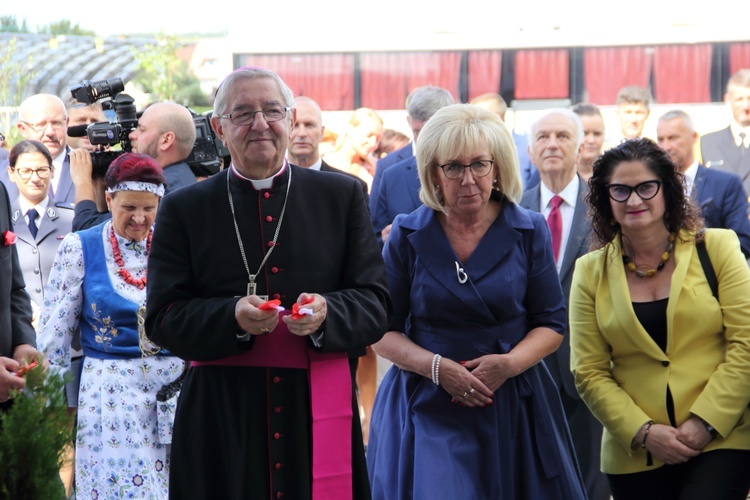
[
  {"left": 622, "top": 233, "right": 676, "bottom": 278},
  {"left": 109, "top": 225, "right": 151, "bottom": 289}
]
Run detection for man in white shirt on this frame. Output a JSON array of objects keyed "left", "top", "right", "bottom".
[
  {"left": 658, "top": 109, "right": 750, "bottom": 259},
  {"left": 521, "top": 108, "right": 610, "bottom": 500},
  {"left": 700, "top": 69, "right": 750, "bottom": 196}
]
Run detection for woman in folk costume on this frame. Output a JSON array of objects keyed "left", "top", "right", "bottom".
[{"left": 39, "top": 153, "right": 186, "bottom": 498}]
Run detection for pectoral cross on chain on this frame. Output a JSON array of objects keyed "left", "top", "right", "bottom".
[{"left": 247, "top": 275, "right": 268, "bottom": 301}]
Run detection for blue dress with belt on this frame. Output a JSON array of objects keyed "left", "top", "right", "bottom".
[{"left": 367, "top": 200, "right": 587, "bottom": 499}]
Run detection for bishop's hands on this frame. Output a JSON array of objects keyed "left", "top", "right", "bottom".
[
  {"left": 283, "top": 293, "right": 327, "bottom": 337},
  {"left": 235, "top": 295, "right": 281, "bottom": 336},
  {"left": 234, "top": 293, "right": 327, "bottom": 337}
]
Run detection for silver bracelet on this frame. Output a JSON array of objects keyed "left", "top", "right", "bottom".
[{"left": 431, "top": 354, "right": 442, "bottom": 385}]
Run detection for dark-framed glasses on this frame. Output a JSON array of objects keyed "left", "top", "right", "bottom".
[
  {"left": 439, "top": 160, "right": 494, "bottom": 180},
  {"left": 219, "top": 107, "right": 291, "bottom": 126},
  {"left": 13, "top": 166, "right": 53, "bottom": 181},
  {"left": 20, "top": 120, "right": 66, "bottom": 134},
  {"left": 606, "top": 180, "right": 662, "bottom": 203}
]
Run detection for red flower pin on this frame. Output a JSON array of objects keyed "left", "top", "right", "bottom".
[{"left": 3, "top": 230, "right": 17, "bottom": 246}]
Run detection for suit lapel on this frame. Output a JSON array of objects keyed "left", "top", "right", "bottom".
[
  {"left": 559, "top": 181, "right": 588, "bottom": 284},
  {"left": 9, "top": 199, "right": 34, "bottom": 245},
  {"left": 607, "top": 237, "right": 668, "bottom": 359},
  {"left": 406, "top": 160, "right": 421, "bottom": 209},
  {"left": 54, "top": 148, "right": 74, "bottom": 203},
  {"left": 406, "top": 205, "right": 527, "bottom": 319},
  {"left": 717, "top": 129, "right": 750, "bottom": 180},
  {"left": 35, "top": 200, "right": 59, "bottom": 242},
  {"left": 665, "top": 233, "right": 692, "bottom": 354}
]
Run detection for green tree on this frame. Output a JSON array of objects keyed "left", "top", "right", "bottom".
[
  {"left": 131, "top": 34, "right": 208, "bottom": 106},
  {"left": 0, "top": 367, "right": 74, "bottom": 500},
  {"left": 0, "top": 36, "right": 36, "bottom": 143},
  {"left": 0, "top": 16, "right": 29, "bottom": 33},
  {"left": 38, "top": 20, "right": 95, "bottom": 36}
]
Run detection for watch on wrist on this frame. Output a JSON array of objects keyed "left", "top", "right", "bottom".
[{"left": 699, "top": 417, "right": 718, "bottom": 438}]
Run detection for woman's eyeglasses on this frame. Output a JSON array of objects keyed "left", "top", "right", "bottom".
[
  {"left": 606, "top": 180, "right": 661, "bottom": 203},
  {"left": 12, "top": 166, "right": 53, "bottom": 181},
  {"left": 439, "top": 160, "right": 494, "bottom": 180}
]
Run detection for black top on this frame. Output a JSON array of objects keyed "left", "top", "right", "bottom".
[{"left": 632, "top": 297, "right": 669, "bottom": 352}]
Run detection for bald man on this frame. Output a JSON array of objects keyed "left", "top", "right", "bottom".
[
  {"left": 71, "top": 102, "right": 198, "bottom": 230},
  {"left": 288, "top": 97, "right": 368, "bottom": 201},
  {"left": 129, "top": 102, "right": 198, "bottom": 192},
  {"left": 0, "top": 94, "right": 76, "bottom": 205}
]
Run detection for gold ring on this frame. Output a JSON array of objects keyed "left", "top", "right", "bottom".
[
  {"left": 469, "top": 388, "right": 475, "bottom": 395},
  {"left": 259, "top": 328, "right": 271, "bottom": 335},
  {"left": 462, "top": 391, "right": 468, "bottom": 398}
]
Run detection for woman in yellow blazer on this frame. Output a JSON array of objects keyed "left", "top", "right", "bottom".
[{"left": 570, "top": 138, "right": 750, "bottom": 499}]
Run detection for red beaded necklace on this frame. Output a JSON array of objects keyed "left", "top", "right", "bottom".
[{"left": 109, "top": 225, "right": 151, "bottom": 290}]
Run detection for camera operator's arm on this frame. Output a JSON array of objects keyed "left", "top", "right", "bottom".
[
  {"left": 70, "top": 149, "right": 95, "bottom": 204},
  {"left": 70, "top": 149, "right": 111, "bottom": 231}
]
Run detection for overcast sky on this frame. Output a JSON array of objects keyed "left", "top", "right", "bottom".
[{"left": 7, "top": 0, "right": 744, "bottom": 41}]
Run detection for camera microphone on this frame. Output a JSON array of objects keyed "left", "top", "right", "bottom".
[{"left": 67, "top": 124, "right": 89, "bottom": 137}]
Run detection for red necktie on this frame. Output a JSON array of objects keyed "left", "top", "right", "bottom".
[{"left": 547, "top": 195, "right": 563, "bottom": 262}]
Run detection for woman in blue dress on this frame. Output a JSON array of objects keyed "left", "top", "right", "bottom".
[{"left": 366, "top": 104, "right": 586, "bottom": 499}]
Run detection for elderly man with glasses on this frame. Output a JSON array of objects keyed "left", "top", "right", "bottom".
[
  {"left": 0, "top": 94, "right": 76, "bottom": 206},
  {"left": 145, "top": 67, "right": 390, "bottom": 499}
]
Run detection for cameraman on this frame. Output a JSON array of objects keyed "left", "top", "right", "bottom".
[
  {"left": 65, "top": 97, "right": 106, "bottom": 151},
  {"left": 71, "top": 102, "right": 197, "bottom": 231}
]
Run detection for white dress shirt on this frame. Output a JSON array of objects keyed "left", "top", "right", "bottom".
[{"left": 540, "top": 175, "right": 580, "bottom": 273}]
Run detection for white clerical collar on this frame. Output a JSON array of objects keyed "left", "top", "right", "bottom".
[
  {"left": 19, "top": 196, "right": 49, "bottom": 218},
  {"left": 540, "top": 174, "right": 579, "bottom": 210},
  {"left": 230, "top": 162, "right": 287, "bottom": 190}
]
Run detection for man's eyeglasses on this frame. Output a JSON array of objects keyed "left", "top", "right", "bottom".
[
  {"left": 439, "top": 160, "right": 494, "bottom": 180},
  {"left": 12, "top": 166, "right": 53, "bottom": 181},
  {"left": 20, "top": 120, "right": 66, "bottom": 134},
  {"left": 606, "top": 180, "right": 662, "bottom": 203},
  {"left": 219, "top": 107, "right": 291, "bottom": 127}
]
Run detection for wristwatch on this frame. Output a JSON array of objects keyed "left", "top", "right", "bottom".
[{"left": 698, "top": 417, "right": 718, "bottom": 438}]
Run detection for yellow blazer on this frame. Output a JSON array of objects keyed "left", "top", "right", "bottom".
[{"left": 570, "top": 228, "right": 750, "bottom": 474}]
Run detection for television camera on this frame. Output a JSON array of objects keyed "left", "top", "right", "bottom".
[{"left": 68, "top": 78, "right": 228, "bottom": 177}]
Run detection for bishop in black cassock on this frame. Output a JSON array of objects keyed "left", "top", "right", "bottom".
[{"left": 146, "top": 68, "right": 390, "bottom": 499}]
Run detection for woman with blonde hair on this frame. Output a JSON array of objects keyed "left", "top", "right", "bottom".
[{"left": 367, "top": 104, "right": 585, "bottom": 499}]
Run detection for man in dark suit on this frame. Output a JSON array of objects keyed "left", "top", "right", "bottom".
[
  {"left": 658, "top": 109, "right": 750, "bottom": 258},
  {"left": 700, "top": 69, "right": 750, "bottom": 196},
  {"left": 521, "top": 108, "right": 609, "bottom": 500},
  {"left": 0, "top": 182, "right": 37, "bottom": 412},
  {"left": 470, "top": 92, "right": 539, "bottom": 189},
  {"left": 369, "top": 86, "right": 453, "bottom": 218},
  {"left": 0, "top": 94, "right": 75, "bottom": 207},
  {"left": 371, "top": 86, "right": 454, "bottom": 243},
  {"left": 287, "top": 96, "right": 368, "bottom": 205}
]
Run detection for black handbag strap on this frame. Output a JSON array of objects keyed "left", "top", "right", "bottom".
[{"left": 696, "top": 238, "right": 719, "bottom": 301}]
